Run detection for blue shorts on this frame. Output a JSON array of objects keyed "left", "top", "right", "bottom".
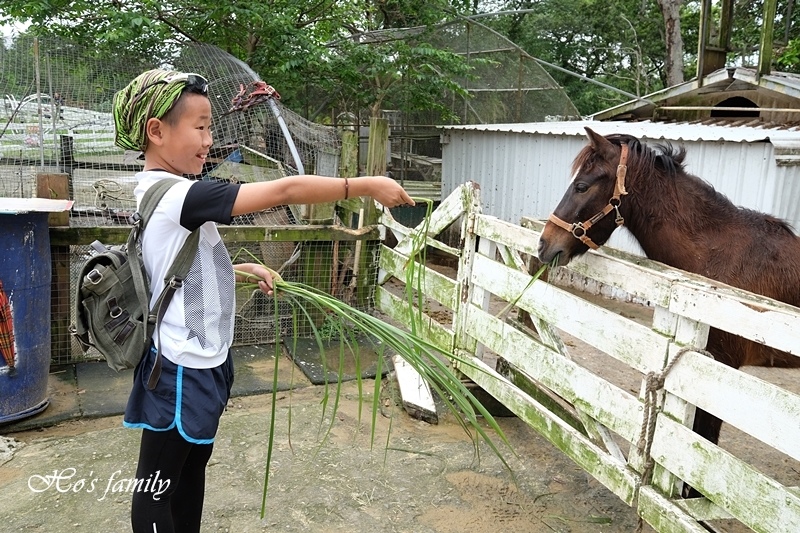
[{"left": 123, "top": 345, "right": 234, "bottom": 444}]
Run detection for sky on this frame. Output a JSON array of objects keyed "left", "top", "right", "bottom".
[{"left": 1, "top": 20, "right": 31, "bottom": 45}]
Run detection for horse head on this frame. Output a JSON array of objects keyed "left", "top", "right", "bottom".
[{"left": 537, "top": 127, "right": 634, "bottom": 266}]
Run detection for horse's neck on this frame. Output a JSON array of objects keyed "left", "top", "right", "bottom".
[{"left": 622, "top": 170, "right": 708, "bottom": 271}]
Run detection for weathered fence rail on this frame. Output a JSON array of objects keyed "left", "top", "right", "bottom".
[
  {"left": 0, "top": 123, "right": 116, "bottom": 159},
  {"left": 376, "top": 181, "right": 800, "bottom": 533}
]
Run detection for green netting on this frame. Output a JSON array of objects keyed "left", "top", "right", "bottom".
[{"left": 424, "top": 19, "right": 579, "bottom": 124}]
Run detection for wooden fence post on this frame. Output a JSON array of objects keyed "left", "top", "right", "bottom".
[
  {"left": 339, "top": 128, "right": 359, "bottom": 182},
  {"left": 353, "top": 116, "right": 389, "bottom": 307},
  {"left": 649, "top": 309, "right": 710, "bottom": 498},
  {"left": 37, "top": 173, "right": 71, "bottom": 364}
]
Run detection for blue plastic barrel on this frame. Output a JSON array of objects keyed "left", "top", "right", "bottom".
[{"left": 0, "top": 211, "right": 51, "bottom": 423}]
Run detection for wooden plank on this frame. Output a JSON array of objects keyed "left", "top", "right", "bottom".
[
  {"left": 521, "top": 217, "right": 679, "bottom": 307},
  {"left": 496, "top": 359, "right": 590, "bottom": 437},
  {"left": 475, "top": 215, "right": 542, "bottom": 258},
  {"left": 374, "top": 286, "right": 454, "bottom": 353},
  {"left": 637, "top": 486, "right": 715, "bottom": 532},
  {"left": 463, "top": 306, "right": 644, "bottom": 443},
  {"left": 651, "top": 415, "right": 800, "bottom": 533},
  {"left": 669, "top": 281, "right": 800, "bottom": 356},
  {"left": 379, "top": 212, "right": 461, "bottom": 257},
  {"left": 470, "top": 253, "right": 670, "bottom": 373},
  {"left": 665, "top": 350, "right": 800, "bottom": 461},
  {"left": 674, "top": 497, "right": 735, "bottom": 521},
  {"left": 391, "top": 354, "right": 438, "bottom": 423},
  {"left": 36, "top": 173, "right": 71, "bottom": 363},
  {"left": 457, "top": 354, "right": 639, "bottom": 505},
  {"left": 36, "top": 173, "right": 69, "bottom": 226},
  {"left": 379, "top": 245, "right": 458, "bottom": 311},
  {"left": 393, "top": 182, "right": 474, "bottom": 256},
  {"left": 454, "top": 182, "right": 483, "bottom": 359}
]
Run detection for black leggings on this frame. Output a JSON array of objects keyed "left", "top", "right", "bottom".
[{"left": 131, "top": 428, "right": 214, "bottom": 533}]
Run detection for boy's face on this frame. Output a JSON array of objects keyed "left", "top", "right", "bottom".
[{"left": 148, "top": 93, "right": 213, "bottom": 176}]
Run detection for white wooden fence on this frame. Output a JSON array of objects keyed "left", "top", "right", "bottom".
[
  {"left": 376, "top": 181, "right": 800, "bottom": 533},
  {"left": 0, "top": 121, "right": 117, "bottom": 159}
]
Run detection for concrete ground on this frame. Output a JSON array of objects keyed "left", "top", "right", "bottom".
[{"left": 0, "top": 342, "right": 646, "bottom": 533}]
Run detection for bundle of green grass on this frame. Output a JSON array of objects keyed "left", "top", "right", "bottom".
[{"left": 236, "top": 266, "right": 513, "bottom": 515}]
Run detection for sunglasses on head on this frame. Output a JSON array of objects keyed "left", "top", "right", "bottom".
[
  {"left": 138, "top": 72, "right": 208, "bottom": 96},
  {"left": 182, "top": 73, "right": 209, "bottom": 95}
]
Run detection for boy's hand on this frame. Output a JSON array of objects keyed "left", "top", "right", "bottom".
[
  {"left": 363, "top": 176, "right": 415, "bottom": 208},
  {"left": 236, "top": 263, "right": 282, "bottom": 296}
]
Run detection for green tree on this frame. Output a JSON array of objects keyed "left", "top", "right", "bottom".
[
  {"left": 0, "top": 0, "right": 476, "bottom": 121},
  {"left": 485, "top": 0, "right": 674, "bottom": 114}
]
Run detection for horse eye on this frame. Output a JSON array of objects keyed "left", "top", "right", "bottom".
[{"left": 574, "top": 182, "right": 589, "bottom": 193}]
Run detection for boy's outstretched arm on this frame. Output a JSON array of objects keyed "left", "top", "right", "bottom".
[{"left": 231, "top": 175, "right": 414, "bottom": 216}]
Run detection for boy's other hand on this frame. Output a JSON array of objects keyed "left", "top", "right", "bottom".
[{"left": 236, "top": 263, "right": 282, "bottom": 296}]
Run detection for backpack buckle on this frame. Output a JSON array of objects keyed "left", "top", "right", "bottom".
[
  {"left": 87, "top": 269, "right": 103, "bottom": 284},
  {"left": 107, "top": 297, "right": 123, "bottom": 319},
  {"left": 130, "top": 212, "right": 142, "bottom": 226}
]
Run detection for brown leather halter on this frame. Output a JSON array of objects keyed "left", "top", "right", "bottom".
[{"left": 547, "top": 143, "right": 629, "bottom": 250}]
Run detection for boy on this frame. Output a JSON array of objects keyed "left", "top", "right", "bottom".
[{"left": 112, "top": 69, "right": 414, "bottom": 533}]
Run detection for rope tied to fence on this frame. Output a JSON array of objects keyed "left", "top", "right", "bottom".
[
  {"left": 633, "top": 346, "right": 715, "bottom": 533},
  {"left": 92, "top": 179, "right": 127, "bottom": 208}
]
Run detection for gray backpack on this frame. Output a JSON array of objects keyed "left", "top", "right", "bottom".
[{"left": 72, "top": 178, "right": 199, "bottom": 389}]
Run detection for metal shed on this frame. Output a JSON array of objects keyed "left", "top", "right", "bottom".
[{"left": 440, "top": 120, "right": 800, "bottom": 245}]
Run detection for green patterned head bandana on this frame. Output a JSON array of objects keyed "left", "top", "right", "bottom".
[{"left": 113, "top": 69, "right": 209, "bottom": 152}]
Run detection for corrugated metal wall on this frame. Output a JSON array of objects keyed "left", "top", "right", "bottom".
[
  {"left": 442, "top": 129, "right": 585, "bottom": 224},
  {"left": 441, "top": 127, "right": 797, "bottom": 231}
]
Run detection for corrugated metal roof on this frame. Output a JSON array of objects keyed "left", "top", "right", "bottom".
[
  {"left": 589, "top": 67, "right": 800, "bottom": 122},
  {"left": 442, "top": 119, "right": 800, "bottom": 143}
]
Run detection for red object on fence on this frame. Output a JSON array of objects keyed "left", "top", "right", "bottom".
[
  {"left": 0, "top": 279, "right": 15, "bottom": 369},
  {"left": 227, "top": 81, "right": 281, "bottom": 114}
]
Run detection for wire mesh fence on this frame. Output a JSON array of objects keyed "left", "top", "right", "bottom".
[{"left": 1, "top": 36, "right": 374, "bottom": 365}]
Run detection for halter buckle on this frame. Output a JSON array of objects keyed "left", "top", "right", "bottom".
[{"left": 571, "top": 222, "right": 588, "bottom": 239}]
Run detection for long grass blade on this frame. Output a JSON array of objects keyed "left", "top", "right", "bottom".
[{"left": 259, "top": 289, "right": 282, "bottom": 518}]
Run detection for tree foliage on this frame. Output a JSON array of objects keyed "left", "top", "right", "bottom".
[
  {"left": 0, "top": 0, "right": 475, "bottom": 120},
  {"left": 2, "top": 0, "right": 798, "bottom": 118},
  {"left": 482, "top": 0, "right": 691, "bottom": 114}
]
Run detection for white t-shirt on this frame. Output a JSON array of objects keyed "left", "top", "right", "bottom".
[{"left": 134, "top": 171, "right": 241, "bottom": 369}]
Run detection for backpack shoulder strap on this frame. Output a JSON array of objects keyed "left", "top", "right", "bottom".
[
  {"left": 145, "top": 230, "right": 200, "bottom": 390},
  {"left": 138, "top": 177, "right": 182, "bottom": 228}
]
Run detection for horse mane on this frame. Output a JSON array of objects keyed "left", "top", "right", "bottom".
[
  {"left": 573, "top": 135, "right": 675, "bottom": 176},
  {"left": 606, "top": 134, "right": 687, "bottom": 176}
]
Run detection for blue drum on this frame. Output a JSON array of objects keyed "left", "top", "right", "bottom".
[{"left": 0, "top": 209, "right": 52, "bottom": 423}]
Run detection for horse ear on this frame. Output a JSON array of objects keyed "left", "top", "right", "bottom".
[{"left": 584, "top": 127, "right": 618, "bottom": 161}]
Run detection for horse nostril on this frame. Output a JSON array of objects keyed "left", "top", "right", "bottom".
[{"left": 536, "top": 238, "right": 548, "bottom": 261}]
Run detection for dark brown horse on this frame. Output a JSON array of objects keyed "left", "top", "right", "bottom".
[{"left": 537, "top": 127, "right": 800, "bottom": 453}]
